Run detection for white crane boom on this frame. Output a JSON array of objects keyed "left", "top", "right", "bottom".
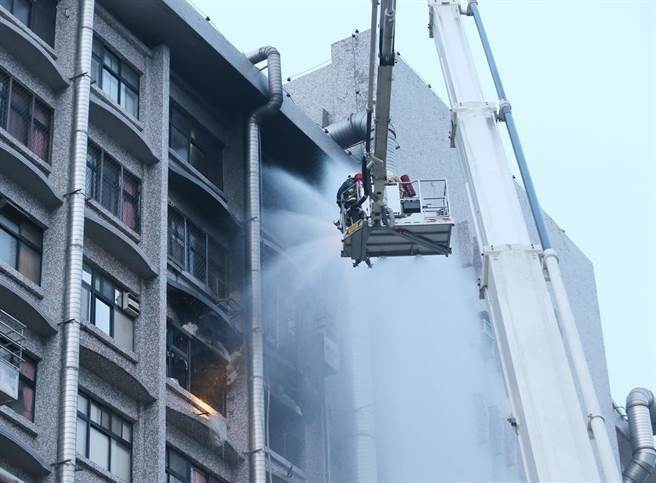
[{"left": 428, "top": 1, "right": 620, "bottom": 480}]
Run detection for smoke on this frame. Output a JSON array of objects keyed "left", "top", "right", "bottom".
[{"left": 262, "top": 162, "right": 524, "bottom": 482}]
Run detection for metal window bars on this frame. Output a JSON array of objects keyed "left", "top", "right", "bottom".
[{"left": 0, "top": 309, "right": 26, "bottom": 404}]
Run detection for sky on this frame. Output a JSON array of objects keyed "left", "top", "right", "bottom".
[{"left": 191, "top": 0, "right": 656, "bottom": 403}]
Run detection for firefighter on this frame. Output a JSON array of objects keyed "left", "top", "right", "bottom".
[{"left": 336, "top": 173, "right": 364, "bottom": 231}]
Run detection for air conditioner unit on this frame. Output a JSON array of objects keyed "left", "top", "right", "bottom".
[{"left": 122, "top": 292, "right": 140, "bottom": 318}]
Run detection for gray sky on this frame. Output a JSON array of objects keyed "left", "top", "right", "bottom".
[{"left": 192, "top": 0, "right": 656, "bottom": 403}]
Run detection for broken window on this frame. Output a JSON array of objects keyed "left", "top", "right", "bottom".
[
  {"left": 266, "top": 387, "right": 304, "bottom": 468},
  {"left": 166, "top": 322, "right": 228, "bottom": 415}
]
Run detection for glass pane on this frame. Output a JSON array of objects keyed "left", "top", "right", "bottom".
[
  {"left": 122, "top": 423, "right": 131, "bottom": 443},
  {"left": 170, "top": 106, "right": 190, "bottom": 136},
  {"left": 121, "top": 84, "right": 138, "bottom": 118},
  {"left": 91, "top": 56, "right": 101, "bottom": 86},
  {"left": 77, "top": 417, "right": 88, "bottom": 457},
  {"left": 8, "top": 83, "right": 30, "bottom": 145},
  {"left": 121, "top": 171, "right": 140, "bottom": 231},
  {"left": 168, "top": 449, "right": 188, "bottom": 477},
  {"left": 100, "top": 408, "right": 110, "bottom": 430},
  {"left": 80, "top": 285, "right": 91, "bottom": 323},
  {"left": 18, "top": 243, "right": 41, "bottom": 283},
  {"left": 7, "top": 378, "right": 34, "bottom": 420},
  {"left": 0, "top": 72, "right": 8, "bottom": 128},
  {"left": 0, "top": 229, "right": 17, "bottom": 268},
  {"left": 90, "top": 402, "right": 102, "bottom": 424},
  {"left": 121, "top": 64, "right": 139, "bottom": 90},
  {"left": 13, "top": 0, "right": 30, "bottom": 25},
  {"left": 30, "top": 118, "right": 50, "bottom": 161},
  {"left": 113, "top": 310, "right": 134, "bottom": 352},
  {"left": 187, "top": 223, "right": 206, "bottom": 282},
  {"left": 111, "top": 414, "right": 122, "bottom": 437},
  {"left": 170, "top": 126, "right": 188, "bottom": 162},
  {"left": 101, "top": 69, "right": 120, "bottom": 104},
  {"left": 30, "top": 0, "right": 56, "bottom": 46},
  {"left": 86, "top": 145, "right": 101, "bottom": 200},
  {"left": 94, "top": 272, "right": 114, "bottom": 301},
  {"left": 103, "top": 48, "right": 120, "bottom": 72},
  {"left": 94, "top": 298, "right": 111, "bottom": 335},
  {"left": 0, "top": 0, "right": 11, "bottom": 11},
  {"left": 77, "top": 393, "right": 88, "bottom": 414},
  {"left": 19, "top": 357, "right": 35, "bottom": 380},
  {"left": 89, "top": 427, "right": 110, "bottom": 470},
  {"left": 167, "top": 210, "right": 186, "bottom": 266},
  {"left": 192, "top": 468, "right": 208, "bottom": 483},
  {"left": 110, "top": 440, "right": 131, "bottom": 481},
  {"left": 101, "top": 157, "right": 120, "bottom": 216},
  {"left": 20, "top": 220, "right": 42, "bottom": 248},
  {"left": 82, "top": 265, "right": 92, "bottom": 285},
  {"left": 208, "top": 242, "right": 226, "bottom": 299}
]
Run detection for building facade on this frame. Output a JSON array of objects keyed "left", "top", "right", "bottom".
[{"left": 0, "top": 0, "right": 348, "bottom": 482}]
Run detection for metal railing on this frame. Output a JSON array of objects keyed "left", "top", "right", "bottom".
[
  {"left": 391, "top": 178, "right": 450, "bottom": 217},
  {"left": 0, "top": 309, "right": 25, "bottom": 370}
]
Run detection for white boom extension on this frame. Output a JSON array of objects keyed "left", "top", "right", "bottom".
[{"left": 428, "top": 1, "right": 619, "bottom": 481}]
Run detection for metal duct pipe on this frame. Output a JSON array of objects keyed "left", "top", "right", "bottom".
[
  {"left": 246, "top": 46, "right": 282, "bottom": 483},
  {"left": 57, "top": 0, "right": 94, "bottom": 481},
  {"left": 467, "top": 0, "right": 551, "bottom": 250},
  {"left": 624, "top": 388, "right": 656, "bottom": 483},
  {"left": 324, "top": 112, "right": 368, "bottom": 149}
]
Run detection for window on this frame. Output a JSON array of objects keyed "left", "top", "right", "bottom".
[
  {"left": 166, "top": 324, "right": 227, "bottom": 414},
  {"left": 7, "top": 353, "right": 36, "bottom": 421},
  {"left": 86, "top": 143, "right": 141, "bottom": 232},
  {"left": 166, "top": 447, "right": 225, "bottom": 483},
  {"left": 0, "top": 69, "right": 53, "bottom": 162},
  {"left": 169, "top": 103, "right": 223, "bottom": 189},
  {"left": 91, "top": 38, "right": 140, "bottom": 118},
  {"left": 266, "top": 389, "right": 304, "bottom": 468},
  {"left": 77, "top": 393, "right": 132, "bottom": 481},
  {"left": 167, "top": 208, "right": 228, "bottom": 299},
  {"left": 0, "top": 202, "right": 43, "bottom": 284},
  {"left": 0, "top": 0, "right": 57, "bottom": 46},
  {"left": 81, "top": 264, "right": 135, "bottom": 351}
]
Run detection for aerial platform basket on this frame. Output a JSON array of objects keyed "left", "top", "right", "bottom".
[{"left": 341, "top": 178, "right": 454, "bottom": 263}]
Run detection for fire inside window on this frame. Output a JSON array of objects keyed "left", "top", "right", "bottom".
[{"left": 166, "top": 323, "right": 228, "bottom": 415}]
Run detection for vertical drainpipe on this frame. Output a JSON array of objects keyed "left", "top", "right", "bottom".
[
  {"left": 57, "top": 1, "right": 94, "bottom": 480},
  {"left": 246, "top": 46, "right": 283, "bottom": 483}
]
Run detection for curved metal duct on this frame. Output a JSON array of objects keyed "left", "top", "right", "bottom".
[
  {"left": 324, "top": 112, "right": 368, "bottom": 149},
  {"left": 57, "top": 0, "right": 95, "bottom": 481},
  {"left": 325, "top": 112, "right": 398, "bottom": 173},
  {"left": 246, "top": 46, "right": 283, "bottom": 483},
  {"left": 624, "top": 388, "right": 656, "bottom": 483}
]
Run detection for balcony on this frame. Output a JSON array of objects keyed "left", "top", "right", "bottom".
[
  {"left": 84, "top": 206, "right": 158, "bottom": 279},
  {"left": 89, "top": 89, "right": 159, "bottom": 165},
  {"left": 166, "top": 380, "right": 241, "bottom": 466},
  {"left": 0, "top": 277, "right": 55, "bottom": 336},
  {"left": 0, "top": 132, "right": 62, "bottom": 208},
  {"left": 0, "top": 310, "right": 24, "bottom": 405},
  {"left": 169, "top": 156, "right": 240, "bottom": 231},
  {"left": 0, "top": 13, "right": 67, "bottom": 91}
]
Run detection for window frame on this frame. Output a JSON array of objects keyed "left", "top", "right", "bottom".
[
  {"left": 166, "top": 323, "right": 191, "bottom": 390},
  {"left": 92, "top": 37, "right": 141, "bottom": 119},
  {"left": 166, "top": 447, "right": 220, "bottom": 483},
  {"left": 167, "top": 207, "right": 228, "bottom": 299},
  {"left": 77, "top": 392, "right": 132, "bottom": 481},
  {"left": 0, "top": 202, "right": 44, "bottom": 284},
  {"left": 168, "top": 102, "right": 224, "bottom": 190},
  {"left": 6, "top": 352, "right": 36, "bottom": 422},
  {"left": 0, "top": 68, "right": 53, "bottom": 163},
  {"left": 86, "top": 142, "right": 142, "bottom": 233},
  {"left": 81, "top": 263, "right": 135, "bottom": 351},
  {"left": 0, "top": 0, "right": 57, "bottom": 46}
]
